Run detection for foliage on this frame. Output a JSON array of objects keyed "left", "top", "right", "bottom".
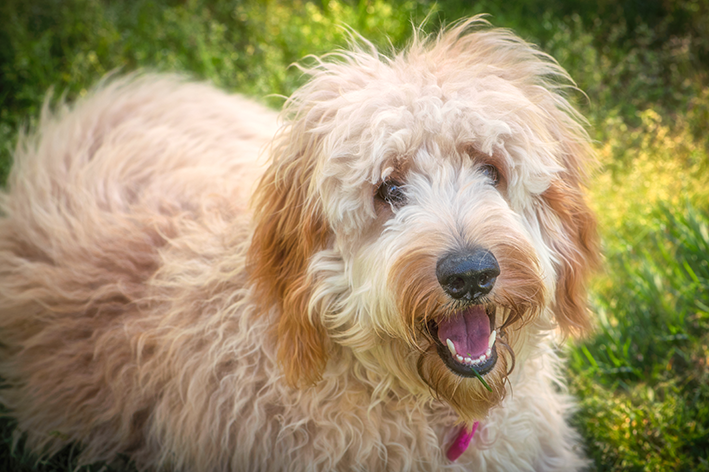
[
  {"left": 0, "top": 0, "right": 708, "bottom": 470},
  {"left": 570, "top": 204, "right": 709, "bottom": 471}
]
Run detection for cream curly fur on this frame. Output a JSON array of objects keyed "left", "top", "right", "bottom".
[{"left": 0, "top": 18, "right": 598, "bottom": 471}]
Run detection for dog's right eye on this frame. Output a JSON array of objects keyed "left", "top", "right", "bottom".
[{"left": 376, "top": 180, "right": 407, "bottom": 208}]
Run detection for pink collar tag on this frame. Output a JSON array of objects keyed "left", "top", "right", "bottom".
[{"left": 446, "top": 421, "right": 479, "bottom": 462}]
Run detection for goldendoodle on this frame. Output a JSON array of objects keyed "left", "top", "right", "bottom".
[{"left": 0, "top": 17, "right": 598, "bottom": 471}]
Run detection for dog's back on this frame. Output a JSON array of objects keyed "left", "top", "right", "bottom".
[{"left": 0, "top": 75, "right": 278, "bottom": 467}]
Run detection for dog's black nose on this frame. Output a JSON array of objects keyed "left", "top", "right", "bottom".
[{"left": 436, "top": 248, "right": 500, "bottom": 301}]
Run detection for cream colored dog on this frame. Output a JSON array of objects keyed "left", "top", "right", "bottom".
[{"left": 0, "top": 18, "right": 598, "bottom": 471}]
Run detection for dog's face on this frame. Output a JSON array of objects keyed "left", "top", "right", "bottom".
[{"left": 249, "top": 21, "right": 598, "bottom": 423}]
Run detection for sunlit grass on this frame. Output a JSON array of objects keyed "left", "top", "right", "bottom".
[
  {"left": 571, "top": 102, "right": 709, "bottom": 470},
  {"left": 569, "top": 201, "right": 709, "bottom": 471}
]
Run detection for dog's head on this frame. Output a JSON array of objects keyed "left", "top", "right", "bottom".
[{"left": 248, "top": 18, "right": 598, "bottom": 423}]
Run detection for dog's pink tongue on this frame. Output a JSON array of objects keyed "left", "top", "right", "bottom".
[{"left": 437, "top": 306, "right": 490, "bottom": 359}]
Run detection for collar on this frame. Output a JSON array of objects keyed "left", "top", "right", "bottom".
[{"left": 446, "top": 421, "right": 479, "bottom": 462}]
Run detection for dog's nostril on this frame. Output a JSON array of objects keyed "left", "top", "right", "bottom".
[
  {"left": 436, "top": 248, "right": 500, "bottom": 301},
  {"left": 445, "top": 276, "right": 467, "bottom": 296},
  {"left": 477, "top": 271, "right": 496, "bottom": 289}
]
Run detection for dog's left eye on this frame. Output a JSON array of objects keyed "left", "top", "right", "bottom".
[
  {"left": 376, "top": 179, "right": 407, "bottom": 208},
  {"left": 480, "top": 164, "right": 500, "bottom": 186}
]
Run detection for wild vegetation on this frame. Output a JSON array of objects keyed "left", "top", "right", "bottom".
[{"left": 1, "top": 1, "right": 707, "bottom": 470}]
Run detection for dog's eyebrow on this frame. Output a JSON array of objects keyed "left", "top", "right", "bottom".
[
  {"left": 381, "top": 166, "right": 396, "bottom": 180},
  {"left": 461, "top": 146, "right": 509, "bottom": 183},
  {"left": 379, "top": 159, "right": 408, "bottom": 183}
]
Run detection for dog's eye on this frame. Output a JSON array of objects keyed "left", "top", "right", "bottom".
[
  {"left": 480, "top": 164, "right": 500, "bottom": 186},
  {"left": 376, "top": 179, "right": 407, "bottom": 208}
]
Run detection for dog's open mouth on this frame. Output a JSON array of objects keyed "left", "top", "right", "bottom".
[{"left": 429, "top": 305, "right": 498, "bottom": 377}]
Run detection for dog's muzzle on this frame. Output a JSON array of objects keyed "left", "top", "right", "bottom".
[{"left": 430, "top": 248, "right": 500, "bottom": 377}]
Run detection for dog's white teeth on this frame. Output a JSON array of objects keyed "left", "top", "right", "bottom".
[
  {"left": 471, "top": 353, "right": 487, "bottom": 365},
  {"left": 446, "top": 338, "right": 457, "bottom": 357},
  {"left": 488, "top": 330, "right": 497, "bottom": 349},
  {"left": 448, "top": 335, "right": 495, "bottom": 366}
]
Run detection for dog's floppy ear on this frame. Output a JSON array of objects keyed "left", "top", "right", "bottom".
[
  {"left": 539, "top": 143, "right": 600, "bottom": 336},
  {"left": 248, "top": 120, "right": 331, "bottom": 388}
]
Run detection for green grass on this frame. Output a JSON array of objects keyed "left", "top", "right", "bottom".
[
  {"left": 0, "top": 0, "right": 708, "bottom": 470},
  {"left": 570, "top": 205, "right": 709, "bottom": 471}
]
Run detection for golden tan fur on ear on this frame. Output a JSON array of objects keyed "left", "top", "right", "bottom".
[
  {"left": 248, "top": 123, "right": 331, "bottom": 388},
  {"left": 541, "top": 143, "right": 600, "bottom": 336}
]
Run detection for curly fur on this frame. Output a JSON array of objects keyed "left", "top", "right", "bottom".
[{"left": 0, "top": 17, "right": 598, "bottom": 471}]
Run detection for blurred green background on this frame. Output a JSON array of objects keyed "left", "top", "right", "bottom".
[{"left": 0, "top": 0, "right": 708, "bottom": 470}]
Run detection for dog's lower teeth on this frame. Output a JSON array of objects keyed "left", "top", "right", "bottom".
[
  {"left": 454, "top": 352, "right": 490, "bottom": 366},
  {"left": 446, "top": 333, "right": 497, "bottom": 366}
]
